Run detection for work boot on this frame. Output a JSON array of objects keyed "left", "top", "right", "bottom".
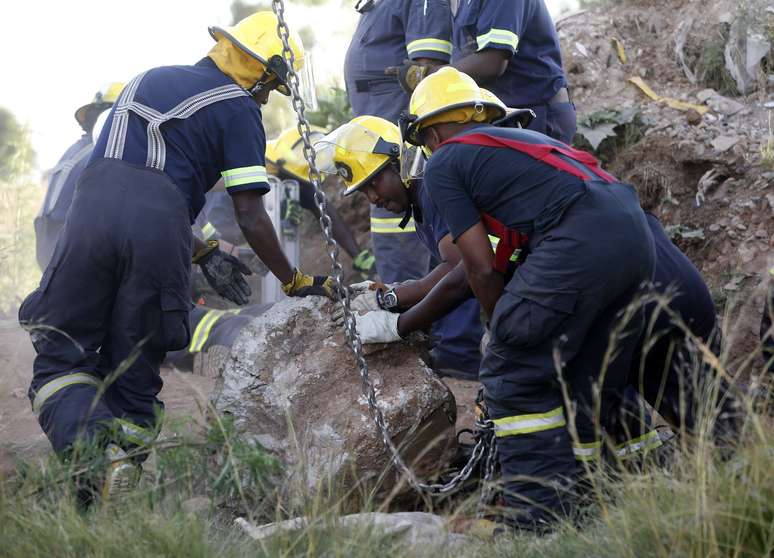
[{"left": 101, "top": 443, "right": 141, "bottom": 505}]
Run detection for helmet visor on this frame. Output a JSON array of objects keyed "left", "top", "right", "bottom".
[
  {"left": 313, "top": 122, "right": 398, "bottom": 186},
  {"left": 399, "top": 144, "right": 426, "bottom": 185}
]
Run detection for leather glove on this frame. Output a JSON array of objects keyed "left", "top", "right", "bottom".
[
  {"left": 332, "top": 288, "right": 381, "bottom": 323},
  {"left": 195, "top": 241, "right": 253, "bottom": 305},
  {"left": 282, "top": 268, "right": 336, "bottom": 299},
  {"left": 281, "top": 198, "right": 302, "bottom": 228},
  {"left": 385, "top": 60, "right": 430, "bottom": 94},
  {"left": 354, "top": 310, "right": 401, "bottom": 344},
  {"left": 352, "top": 249, "right": 376, "bottom": 274},
  {"left": 348, "top": 280, "right": 375, "bottom": 294}
]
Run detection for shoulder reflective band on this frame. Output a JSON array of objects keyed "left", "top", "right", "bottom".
[
  {"left": 222, "top": 165, "right": 269, "bottom": 189},
  {"left": 615, "top": 430, "right": 662, "bottom": 459},
  {"left": 370, "top": 216, "right": 416, "bottom": 233},
  {"left": 573, "top": 440, "right": 602, "bottom": 462},
  {"left": 476, "top": 28, "right": 519, "bottom": 51},
  {"left": 406, "top": 38, "right": 453, "bottom": 57},
  {"left": 43, "top": 143, "right": 93, "bottom": 214},
  {"left": 201, "top": 222, "right": 217, "bottom": 240},
  {"left": 492, "top": 406, "right": 566, "bottom": 437},
  {"left": 115, "top": 418, "right": 157, "bottom": 446},
  {"left": 32, "top": 372, "right": 101, "bottom": 415},
  {"left": 105, "top": 72, "right": 248, "bottom": 172}
]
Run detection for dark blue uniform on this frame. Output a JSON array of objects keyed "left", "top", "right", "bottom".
[
  {"left": 414, "top": 180, "right": 484, "bottom": 380},
  {"left": 452, "top": 0, "right": 576, "bottom": 143},
  {"left": 344, "top": 0, "right": 452, "bottom": 284},
  {"left": 19, "top": 57, "right": 269, "bottom": 454},
  {"left": 34, "top": 135, "right": 93, "bottom": 270},
  {"left": 619, "top": 213, "right": 739, "bottom": 445},
  {"left": 763, "top": 267, "right": 774, "bottom": 375},
  {"left": 425, "top": 125, "right": 654, "bottom": 527}
]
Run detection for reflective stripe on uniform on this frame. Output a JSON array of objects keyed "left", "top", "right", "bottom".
[
  {"left": 105, "top": 73, "right": 249, "bottom": 172},
  {"left": 476, "top": 28, "right": 519, "bottom": 51},
  {"left": 492, "top": 406, "right": 566, "bottom": 437},
  {"left": 406, "top": 37, "right": 453, "bottom": 56},
  {"left": 43, "top": 143, "right": 93, "bottom": 214},
  {"left": 201, "top": 222, "right": 217, "bottom": 240},
  {"left": 573, "top": 440, "right": 602, "bottom": 461},
  {"left": 370, "top": 216, "right": 417, "bottom": 234},
  {"left": 188, "top": 308, "right": 241, "bottom": 354},
  {"left": 615, "top": 430, "right": 662, "bottom": 459},
  {"left": 32, "top": 372, "right": 101, "bottom": 415},
  {"left": 222, "top": 165, "right": 269, "bottom": 189},
  {"left": 115, "top": 418, "right": 157, "bottom": 446}
]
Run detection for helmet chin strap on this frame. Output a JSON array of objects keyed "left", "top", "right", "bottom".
[{"left": 398, "top": 176, "right": 422, "bottom": 229}]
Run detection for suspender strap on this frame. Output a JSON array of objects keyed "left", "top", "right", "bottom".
[
  {"left": 105, "top": 72, "right": 249, "bottom": 171},
  {"left": 439, "top": 133, "right": 616, "bottom": 184},
  {"left": 44, "top": 142, "right": 93, "bottom": 214},
  {"left": 481, "top": 213, "right": 528, "bottom": 274}
]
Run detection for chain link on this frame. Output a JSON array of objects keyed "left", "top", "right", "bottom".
[{"left": 270, "top": 0, "right": 490, "bottom": 495}]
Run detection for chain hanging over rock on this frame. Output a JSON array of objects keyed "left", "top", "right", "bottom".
[{"left": 270, "top": 0, "right": 494, "bottom": 503}]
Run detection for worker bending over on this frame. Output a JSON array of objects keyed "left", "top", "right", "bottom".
[
  {"left": 19, "top": 12, "right": 334, "bottom": 500},
  {"left": 398, "top": 68, "right": 654, "bottom": 530}
]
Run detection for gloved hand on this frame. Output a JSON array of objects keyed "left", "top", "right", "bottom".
[
  {"left": 331, "top": 288, "right": 381, "bottom": 323},
  {"left": 480, "top": 326, "right": 491, "bottom": 355},
  {"left": 282, "top": 268, "right": 336, "bottom": 299},
  {"left": 352, "top": 249, "right": 376, "bottom": 274},
  {"left": 354, "top": 310, "right": 401, "bottom": 344},
  {"left": 195, "top": 241, "right": 253, "bottom": 305},
  {"left": 348, "top": 279, "right": 375, "bottom": 294},
  {"left": 385, "top": 60, "right": 430, "bottom": 94},
  {"left": 281, "top": 198, "right": 302, "bottom": 228}
]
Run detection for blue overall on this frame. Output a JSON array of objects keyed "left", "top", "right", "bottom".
[
  {"left": 34, "top": 135, "right": 93, "bottom": 270},
  {"left": 622, "top": 213, "right": 740, "bottom": 444},
  {"left": 344, "top": 0, "right": 452, "bottom": 282},
  {"left": 763, "top": 267, "right": 774, "bottom": 376},
  {"left": 19, "top": 57, "right": 270, "bottom": 454},
  {"left": 425, "top": 125, "right": 655, "bottom": 528},
  {"left": 452, "top": 0, "right": 576, "bottom": 144},
  {"left": 413, "top": 180, "right": 484, "bottom": 380}
]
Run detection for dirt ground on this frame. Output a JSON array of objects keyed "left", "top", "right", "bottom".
[{"left": 0, "top": 320, "right": 216, "bottom": 476}]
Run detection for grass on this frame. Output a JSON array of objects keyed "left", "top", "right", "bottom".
[{"left": 761, "top": 111, "right": 774, "bottom": 170}]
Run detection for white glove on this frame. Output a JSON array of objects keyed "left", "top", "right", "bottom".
[
  {"left": 348, "top": 280, "right": 375, "bottom": 294},
  {"left": 355, "top": 310, "right": 401, "bottom": 344},
  {"left": 351, "top": 290, "right": 381, "bottom": 313}
]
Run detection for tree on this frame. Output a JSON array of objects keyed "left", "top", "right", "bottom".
[{"left": 0, "top": 107, "right": 35, "bottom": 182}]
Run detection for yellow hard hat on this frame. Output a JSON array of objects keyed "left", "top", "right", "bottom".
[
  {"left": 74, "top": 81, "right": 126, "bottom": 127},
  {"left": 314, "top": 116, "right": 401, "bottom": 196},
  {"left": 265, "top": 126, "right": 326, "bottom": 182},
  {"left": 402, "top": 67, "right": 505, "bottom": 145},
  {"left": 209, "top": 11, "right": 304, "bottom": 96}
]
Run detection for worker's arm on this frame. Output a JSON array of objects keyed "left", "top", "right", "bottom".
[
  {"left": 231, "top": 190, "right": 294, "bottom": 285},
  {"left": 394, "top": 233, "right": 461, "bottom": 309},
  {"left": 454, "top": 221, "right": 503, "bottom": 320},
  {"left": 397, "top": 260, "right": 472, "bottom": 336},
  {"left": 451, "top": 49, "right": 510, "bottom": 84}
]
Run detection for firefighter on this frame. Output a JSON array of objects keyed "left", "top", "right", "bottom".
[
  {"left": 317, "top": 113, "right": 506, "bottom": 379},
  {"left": 396, "top": 67, "right": 654, "bottom": 529},
  {"left": 34, "top": 83, "right": 125, "bottom": 270},
  {"left": 18, "top": 12, "right": 334, "bottom": 500},
  {"left": 344, "top": 0, "right": 452, "bottom": 285}
]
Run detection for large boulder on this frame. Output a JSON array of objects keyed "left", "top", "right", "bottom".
[{"left": 211, "top": 297, "right": 457, "bottom": 496}]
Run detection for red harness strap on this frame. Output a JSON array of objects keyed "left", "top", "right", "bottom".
[
  {"left": 439, "top": 132, "right": 615, "bottom": 272},
  {"left": 481, "top": 213, "right": 528, "bottom": 274}
]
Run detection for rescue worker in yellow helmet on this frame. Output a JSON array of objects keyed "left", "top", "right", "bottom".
[
  {"left": 395, "top": 67, "right": 656, "bottom": 530},
  {"left": 19, "top": 11, "right": 333, "bottom": 503},
  {"left": 265, "top": 127, "right": 375, "bottom": 275},
  {"left": 34, "top": 82, "right": 125, "bottom": 270}
]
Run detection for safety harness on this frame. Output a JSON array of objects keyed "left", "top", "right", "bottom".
[{"left": 437, "top": 132, "right": 615, "bottom": 273}]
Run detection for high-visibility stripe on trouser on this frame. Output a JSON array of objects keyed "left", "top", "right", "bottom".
[
  {"left": 114, "top": 417, "right": 158, "bottom": 446},
  {"left": 492, "top": 406, "right": 567, "bottom": 437},
  {"left": 32, "top": 372, "right": 101, "bottom": 415},
  {"left": 615, "top": 430, "right": 662, "bottom": 459},
  {"left": 188, "top": 308, "right": 241, "bottom": 354},
  {"left": 572, "top": 440, "right": 602, "bottom": 461}
]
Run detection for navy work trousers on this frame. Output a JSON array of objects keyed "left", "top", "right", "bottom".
[
  {"left": 480, "top": 180, "right": 655, "bottom": 528},
  {"left": 19, "top": 159, "right": 193, "bottom": 454}
]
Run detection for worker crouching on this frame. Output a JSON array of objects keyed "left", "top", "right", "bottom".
[{"left": 402, "top": 68, "right": 656, "bottom": 530}]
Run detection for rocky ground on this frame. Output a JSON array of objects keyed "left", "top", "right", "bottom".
[{"left": 558, "top": 0, "right": 773, "bottom": 369}]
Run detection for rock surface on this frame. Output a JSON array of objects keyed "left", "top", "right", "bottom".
[{"left": 212, "top": 296, "right": 457, "bottom": 495}]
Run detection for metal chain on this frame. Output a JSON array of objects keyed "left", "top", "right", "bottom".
[{"left": 270, "top": 0, "right": 489, "bottom": 495}]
